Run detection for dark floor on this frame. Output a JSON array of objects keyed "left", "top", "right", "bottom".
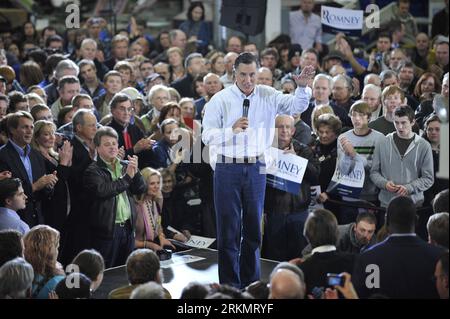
[{"left": 92, "top": 247, "right": 278, "bottom": 299}]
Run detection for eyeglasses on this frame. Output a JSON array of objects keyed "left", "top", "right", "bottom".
[{"left": 118, "top": 106, "right": 135, "bottom": 113}]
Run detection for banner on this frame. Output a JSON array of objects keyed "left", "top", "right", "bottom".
[
  {"left": 321, "top": 5, "right": 364, "bottom": 36},
  {"left": 327, "top": 160, "right": 365, "bottom": 198},
  {"left": 266, "top": 147, "right": 308, "bottom": 195}
]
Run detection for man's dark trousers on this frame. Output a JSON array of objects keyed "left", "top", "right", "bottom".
[{"left": 214, "top": 160, "right": 266, "bottom": 289}]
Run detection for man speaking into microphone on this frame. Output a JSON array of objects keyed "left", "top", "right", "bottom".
[{"left": 202, "top": 52, "right": 315, "bottom": 288}]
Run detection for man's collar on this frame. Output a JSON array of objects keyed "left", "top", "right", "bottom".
[
  {"left": 311, "top": 245, "right": 336, "bottom": 255},
  {"left": 9, "top": 139, "right": 31, "bottom": 155},
  {"left": 231, "top": 83, "right": 257, "bottom": 98}
]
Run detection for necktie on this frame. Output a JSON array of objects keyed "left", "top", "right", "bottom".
[{"left": 123, "top": 129, "right": 133, "bottom": 150}]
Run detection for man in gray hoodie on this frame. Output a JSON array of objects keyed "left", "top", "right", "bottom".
[{"left": 370, "top": 105, "right": 434, "bottom": 212}]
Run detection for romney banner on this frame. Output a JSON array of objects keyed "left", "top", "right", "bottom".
[
  {"left": 266, "top": 147, "right": 308, "bottom": 195},
  {"left": 321, "top": 5, "right": 364, "bottom": 37}
]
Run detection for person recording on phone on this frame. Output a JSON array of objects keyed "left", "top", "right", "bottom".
[{"left": 202, "top": 52, "right": 315, "bottom": 289}]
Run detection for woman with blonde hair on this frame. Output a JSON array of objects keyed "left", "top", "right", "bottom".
[
  {"left": 31, "top": 120, "right": 72, "bottom": 233},
  {"left": 24, "top": 225, "right": 65, "bottom": 299},
  {"left": 134, "top": 167, "right": 176, "bottom": 251}
]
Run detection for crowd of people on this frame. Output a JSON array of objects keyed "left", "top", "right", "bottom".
[{"left": 0, "top": 0, "right": 448, "bottom": 299}]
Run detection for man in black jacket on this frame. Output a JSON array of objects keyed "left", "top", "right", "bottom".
[
  {"left": 352, "top": 196, "right": 444, "bottom": 299},
  {"left": 60, "top": 109, "right": 98, "bottom": 265},
  {"left": 171, "top": 53, "right": 205, "bottom": 99},
  {"left": 107, "top": 93, "right": 153, "bottom": 169},
  {"left": 292, "top": 209, "right": 354, "bottom": 294},
  {"left": 0, "top": 111, "right": 57, "bottom": 227},
  {"left": 295, "top": 208, "right": 355, "bottom": 296},
  {"left": 84, "top": 126, "right": 146, "bottom": 268},
  {"left": 262, "top": 114, "right": 319, "bottom": 261}
]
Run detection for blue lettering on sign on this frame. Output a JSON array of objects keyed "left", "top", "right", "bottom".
[
  {"left": 322, "top": 9, "right": 361, "bottom": 25},
  {"left": 277, "top": 160, "right": 300, "bottom": 175}
]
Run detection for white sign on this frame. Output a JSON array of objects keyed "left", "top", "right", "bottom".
[
  {"left": 321, "top": 5, "right": 364, "bottom": 36},
  {"left": 328, "top": 160, "right": 365, "bottom": 198},
  {"left": 266, "top": 147, "right": 308, "bottom": 195},
  {"left": 185, "top": 235, "right": 216, "bottom": 249}
]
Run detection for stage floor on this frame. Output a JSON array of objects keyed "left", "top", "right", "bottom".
[{"left": 92, "top": 248, "right": 279, "bottom": 299}]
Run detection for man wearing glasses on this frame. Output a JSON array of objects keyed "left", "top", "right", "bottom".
[{"left": 107, "top": 93, "right": 154, "bottom": 168}]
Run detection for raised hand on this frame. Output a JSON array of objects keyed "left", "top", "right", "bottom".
[
  {"left": 293, "top": 65, "right": 316, "bottom": 88},
  {"left": 126, "top": 155, "right": 138, "bottom": 178},
  {"left": 58, "top": 140, "right": 73, "bottom": 166}
]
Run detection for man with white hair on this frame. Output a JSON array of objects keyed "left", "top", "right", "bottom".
[
  {"left": 79, "top": 38, "right": 109, "bottom": 81},
  {"left": 195, "top": 73, "right": 223, "bottom": 120},
  {"left": 262, "top": 114, "right": 319, "bottom": 261},
  {"left": 302, "top": 73, "right": 351, "bottom": 128},
  {"left": 256, "top": 67, "right": 273, "bottom": 87},
  {"left": 44, "top": 59, "right": 83, "bottom": 105},
  {"left": 130, "top": 282, "right": 166, "bottom": 299},
  {"left": 220, "top": 52, "right": 238, "bottom": 88},
  {"left": 362, "top": 84, "right": 383, "bottom": 122},
  {"left": 363, "top": 73, "right": 381, "bottom": 87}
]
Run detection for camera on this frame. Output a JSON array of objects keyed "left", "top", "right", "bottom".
[
  {"left": 327, "top": 273, "right": 344, "bottom": 287},
  {"left": 156, "top": 248, "right": 172, "bottom": 261},
  {"left": 375, "top": 52, "right": 383, "bottom": 63}
]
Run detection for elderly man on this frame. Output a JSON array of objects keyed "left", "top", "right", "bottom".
[
  {"left": 220, "top": 52, "right": 238, "bottom": 88},
  {"left": 302, "top": 73, "right": 351, "bottom": 128},
  {"left": 362, "top": 84, "right": 383, "bottom": 122},
  {"left": 262, "top": 114, "right": 319, "bottom": 262},
  {"left": 195, "top": 73, "right": 223, "bottom": 120},
  {"left": 256, "top": 67, "right": 273, "bottom": 87},
  {"left": 61, "top": 109, "right": 99, "bottom": 264}
]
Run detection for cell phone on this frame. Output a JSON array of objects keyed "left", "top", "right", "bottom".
[
  {"left": 375, "top": 53, "right": 383, "bottom": 63},
  {"left": 327, "top": 273, "right": 344, "bottom": 287}
]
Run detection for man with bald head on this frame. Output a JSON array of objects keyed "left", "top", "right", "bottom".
[
  {"left": 269, "top": 269, "right": 305, "bottom": 299},
  {"left": 220, "top": 52, "right": 238, "bottom": 88},
  {"left": 363, "top": 73, "right": 381, "bottom": 87},
  {"left": 262, "top": 114, "right": 319, "bottom": 261},
  {"left": 195, "top": 73, "right": 223, "bottom": 120},
  {"left": 256, "top": 67, "right": 273, "bottom": 87}
]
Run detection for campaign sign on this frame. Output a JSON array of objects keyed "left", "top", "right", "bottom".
[
  {"left": 266, "top": 147, "right": 308, "bottom": 195},
  {"left": 321, "top": 5, "right": 364, "bottom": 36},
  {"left": 328, "top": 160, "right": 365, "bottom": 198}
]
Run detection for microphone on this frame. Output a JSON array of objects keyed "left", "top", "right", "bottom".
[{"left": 243, "top": 99, "right": 250, "bottom": 118}]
